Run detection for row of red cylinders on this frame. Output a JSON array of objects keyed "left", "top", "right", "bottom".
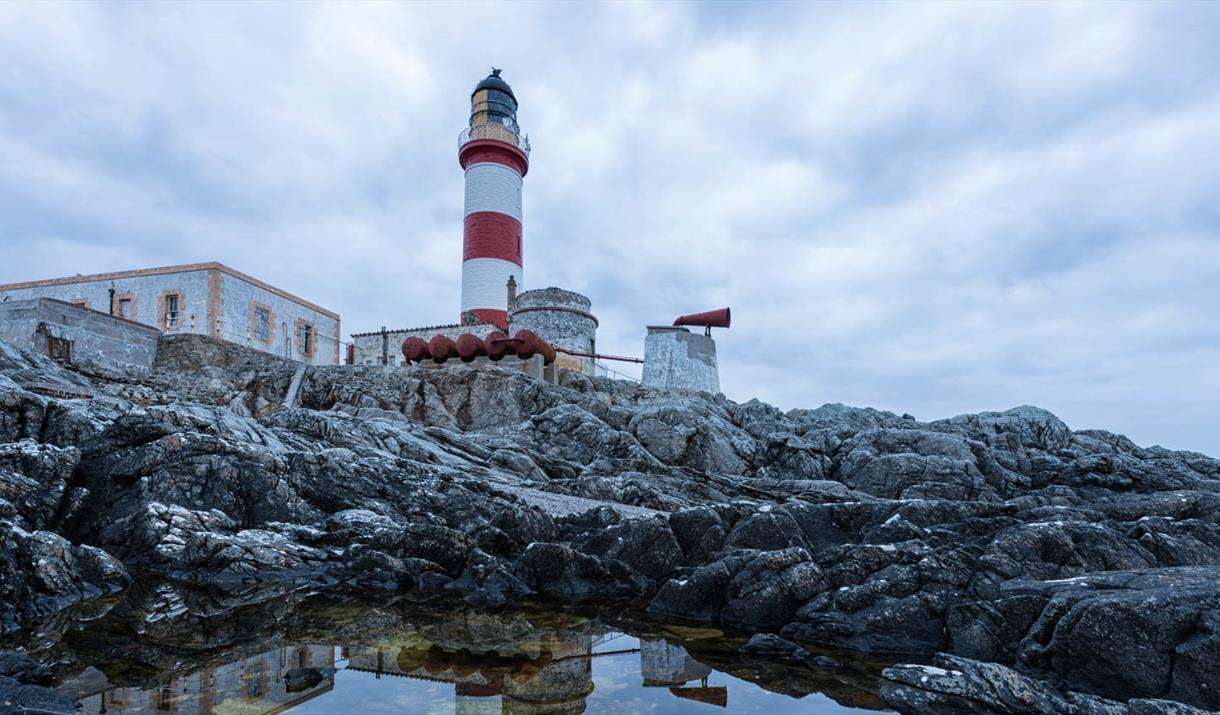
[{"left": 402, "top": 329, "right": 556, "bottom": 366}]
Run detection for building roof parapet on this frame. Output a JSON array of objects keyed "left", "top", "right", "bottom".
[
  {"left": 514, "top": 287, "right": 592, "bottom": 311},
  {"left": 4, "top": 297, "right": 164, "bottom": 334},
  {"left": 350, "top": 323, "right": 464, "bottom": 339},
  {"left": 0, "top": 262, "right": 339, "bottom": 320},
  {"left": 510, "top": 304, "right": 598, "bottom": 327}
]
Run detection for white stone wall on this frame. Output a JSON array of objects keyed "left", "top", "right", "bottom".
[
  {"left": 642, "top": 326, "right": 720, "bottom": 394},
  {"left": 0, "top": 269, "right": 211, "bottom": 335},
  {"left": 216, "top": 272, "right": 340, "bottom": 365}
]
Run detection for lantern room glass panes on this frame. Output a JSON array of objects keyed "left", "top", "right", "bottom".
[{"left": 470, "top": 88, "right": 519, "bottom": 133}]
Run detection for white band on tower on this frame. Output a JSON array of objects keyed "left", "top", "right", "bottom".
[
  {"left": 461, "top": 258, "right": 523, "bottom": 313},
  {"left": 464, "top": 162, "right": 523, "bottom": 222}
]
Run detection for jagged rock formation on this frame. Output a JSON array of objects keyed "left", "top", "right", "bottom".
[
  {"left": 880, "top": 654, "right": 1216, "bottom": 715},
  {"left": 1, "top": 334, "right": 1218, "bottom": 712}
]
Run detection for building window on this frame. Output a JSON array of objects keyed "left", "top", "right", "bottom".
[
  {"left": 250, "top": 302, "right": 275, "bottom": 344},
  {"left": 297, "top": 322, "right": 314, "bottom": 357},
  {"left": 255, "top": 308, "right": 270, "bottom": 341},
  {"left": 156, "top": 685, "right": 174, "bottom": 712},
  {"left": 70, "top": 298, "right": 88, "bottom": 308},
  {"left": 164, "top": 294, "right": 180, "bottom": 328},
  {"left": 243, "top": 661, "right": 268, "bottom": 701},
  {"left": 112, "top": 292, "right": 136, "bottom": 320}
]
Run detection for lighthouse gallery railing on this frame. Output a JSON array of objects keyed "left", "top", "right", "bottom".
[{"left": 458, "top": 124, "right": 531, "bottom": 155}]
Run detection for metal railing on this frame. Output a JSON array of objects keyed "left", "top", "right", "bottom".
[
  {"left": 199, "top": 318, "right": 350, "bottom": 365},
  {"left": 595, "top": 361, "right": 641, "bottom": 383},
  {"left": 459, "top": 123, "right": 531, "bottom": 155}
]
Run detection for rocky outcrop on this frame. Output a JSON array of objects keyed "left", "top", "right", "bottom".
[
  {"left": 880, "top": 654, "right": 1215, "bottom": 715},
  {"left": 0, "top": 333, "right": 1218, "bottom": 711}
]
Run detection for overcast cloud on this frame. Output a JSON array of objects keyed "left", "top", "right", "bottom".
[{"left": 0, "top": 2, "right": 1217, "bottom": 455}]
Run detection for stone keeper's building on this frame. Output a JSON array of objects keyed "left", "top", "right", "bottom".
[{"left": 0, "top": 262, "right": 341, "bottom": 365}]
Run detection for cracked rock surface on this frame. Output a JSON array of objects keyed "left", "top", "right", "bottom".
[{"left": 1, "top": 334, "right": 1218, "bottom": 712}]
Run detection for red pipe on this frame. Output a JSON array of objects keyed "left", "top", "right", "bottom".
[
  {"left": 429, "top": 335, "right": 456, "bottom": 363},
  {"left": 401, "top": 336, "right": 430, "bottom": 363},
  {"left": 514, "top": 331, "right": 537, "bottom": 360},
  {"left": 483, "top": 330, "right": 512, "bottom": 360},
  {"left": 512, "top": 330, "right": 556, "bottom": 365},
  {"left": 455, "top": 333, "right": 485, "bottom": 362},
  {"left": 400, "top": 331, "right": 555, "bottom": 367}
]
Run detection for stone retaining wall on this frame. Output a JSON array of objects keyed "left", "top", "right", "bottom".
[{"left": 0, "top": 298, "right": 161, "bottom": 371}]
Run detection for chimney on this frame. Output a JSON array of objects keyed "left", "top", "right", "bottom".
[{"left": 506, "top": 276, "right": 518, "bottom": 313}]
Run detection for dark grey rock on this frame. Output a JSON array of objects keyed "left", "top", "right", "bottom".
[
  {"left": 881, "top": 653, "right": 1217, "bottom": 715},
  {"left": 880, "top": 653, "right": 1115, "bottom": 715},
  {"left": 0, "top": 674, "right": 77, "bottom": 715},
  {"left": 0, "top": 651, "right": 50, "bottom": 685},
  {"left": 1005, "top": 568, "right": 1220, "bottom": 710},
  {"left": 512, "top": 543, "right": 646, "bottom": 598},
  {"left": 739, "top": 633, "right": 810, "bottom": 661},
  {"left": 0, "top": 334, "right": 1219, "bottom": 711}
]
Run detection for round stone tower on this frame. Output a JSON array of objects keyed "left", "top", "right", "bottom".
[
  {"left": 509, "top": 288, "right": 597, "bottom": 375},
  {"left": 459, "top": 68, "right": 530, "bottom": 329}
]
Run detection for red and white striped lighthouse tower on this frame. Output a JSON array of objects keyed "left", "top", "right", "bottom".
[{"left": 459, "top": 68, "right": 530, "bottom": 329}]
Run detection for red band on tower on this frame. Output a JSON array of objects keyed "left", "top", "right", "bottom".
[
  {"left": 459, "top": 139, "right": 529, "bottom": 176},
  {"left": 463, "top": 212, "right": 523, "bottom": 264}
]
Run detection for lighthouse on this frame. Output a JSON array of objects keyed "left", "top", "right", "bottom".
[{"left": 459, "top": 68, "right": 530, "bottom": 329}]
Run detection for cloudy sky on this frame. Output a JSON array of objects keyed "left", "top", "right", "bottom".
[{"left": 1, "top": 2, "right": 1217, "bottom": 455}]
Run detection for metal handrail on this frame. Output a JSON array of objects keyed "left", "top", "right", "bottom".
[{"left": 459, "top": 124, "right": 531, "bottom": 155}]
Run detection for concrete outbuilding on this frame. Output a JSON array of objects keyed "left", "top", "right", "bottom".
[
  {"left": 642, "top": 326, "right": 720, "bottom": 394},
  {"left": 0, "top": 298, "right": 161, "bottom": 371}
]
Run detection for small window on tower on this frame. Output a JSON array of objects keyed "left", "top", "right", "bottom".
[{"left": 117, "top": 298, "right": 132, "bottom": 319}]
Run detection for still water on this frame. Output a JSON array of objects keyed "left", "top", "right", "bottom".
[{"left": 12, "top": 583, "right": 900, "bottom": 714}]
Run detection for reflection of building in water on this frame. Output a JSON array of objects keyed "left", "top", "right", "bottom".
[
  {"left": 345, "top": 632, "right": 594, "bottom": 715},
  {"left": 69, "top": 645, "right": 334, "bottom": 715},
  {"left": 640, "top": 639, "right": 712, "bottom": 686},
  {"left": 640, "top": 639, "right": 726, "bottom": 708}
]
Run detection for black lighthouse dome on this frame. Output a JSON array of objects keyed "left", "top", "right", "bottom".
[
  {"left": 473, "top": 68, "right": 516, "bottom": 102},
  {"left": 470, "top": 68, "right": 519, "bottom": 130}
]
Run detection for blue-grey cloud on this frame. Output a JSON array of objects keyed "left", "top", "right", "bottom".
[{"left": 0, "top": 2, "right": 1216, "bottom": 454}]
